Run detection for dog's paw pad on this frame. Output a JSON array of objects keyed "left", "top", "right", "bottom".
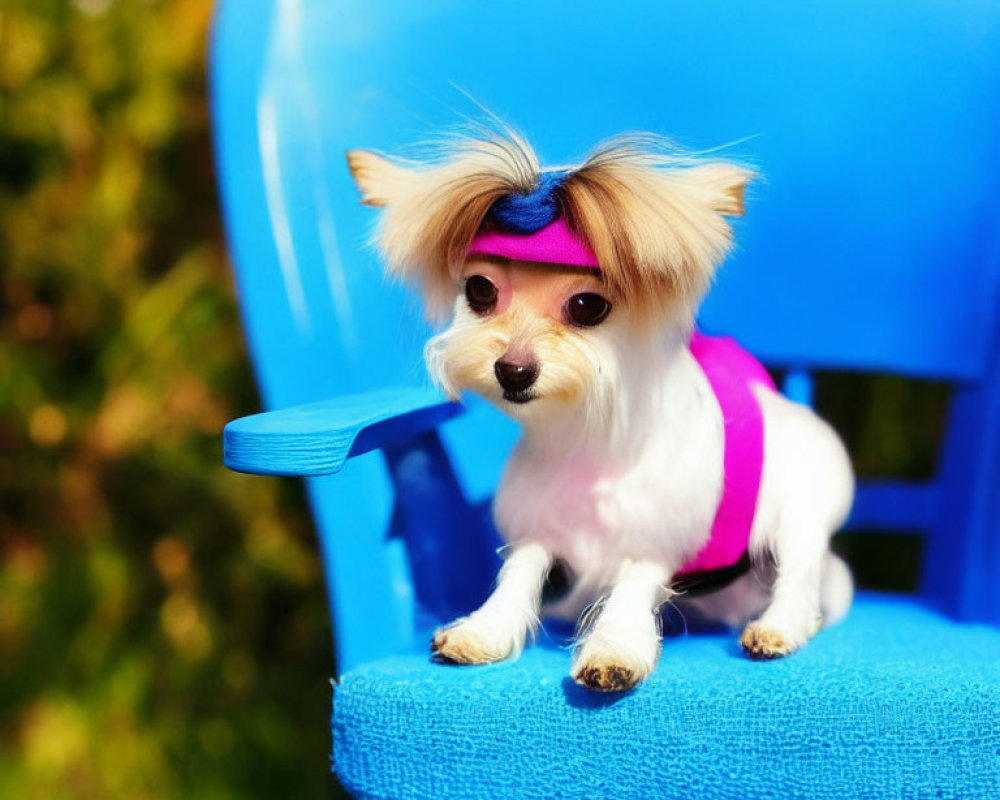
[
  {"left": 573, "top": 661, "right": 639, "bottom": 692},
  {"left": 431, "top": 625, "right": 509, "bottom": 665},
  {"left": 740, "top": 623, "right": 794, "bottom": 659}
]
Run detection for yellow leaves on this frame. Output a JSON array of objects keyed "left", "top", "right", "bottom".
[
  {"left": 150, "top": 537, "right": 225, "bottom": 667},
  {"left": 93, "top": 141, "right": 145, "bottom": 225},
  {"left": 83, "top": 247, "right": 232, "bottom": 455},
  {"left": 89, "top": 383, "right": 153, "bottom": 457},
  {"left": 20, "top": 698, "right": 90, "bottom": 777},
  {"left": 124, "top": 76, "right": 181, "bottom": 147},
  {"left": 3, "top": 72, "right": 94, "bottom": 146},
  {"left": 87, "top": 544, "right": 132, "bottom": 631},
  {"left": 0, "top": 12, "right": 53, "bottom": 90},
  {"left": 28, "top": 403, "right": 67, "bottom": 447},
  {"left": 159, "top": 0, "right": 214, "bottom": 74},
  {"left": 101, "top": 246, "right": 217, "bottom": 378},
  {"left": 0, "top": 537, "right": 49, "bottom": 651},
  {"left": 164, "top": 372, "right": 228, "bottom": 437},
  {"left": 160, "top": 589, "right": 213, "bottom": 661},
  {"left": 152, "top": 535, "right": 192, "bottom": 586},
  {"left": 72, "top": 0, "right": 116, "bottom": 19},
  {"left": 15, "top": 686, "right": 176, "bottom": 800},
  {"left": 1, "top": 3, "right": 332, "bottom": 796},
  {"left": 87, "top": 367, "right": 227, "bottom": 458},
  {"left": 246, "top": 515, "right": 318, "bottom": 586},
  {"left": 69, "top": 10, "right": 122, "bottom": 93}
]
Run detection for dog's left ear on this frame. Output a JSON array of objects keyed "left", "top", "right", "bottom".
[
  {"left": 345, "top": 150, "right": 413, "bottom": 207},
  {"left": 681, "top": 163, "right": 754, "bottom": 217}
]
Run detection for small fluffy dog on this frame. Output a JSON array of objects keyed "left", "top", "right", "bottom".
[{"left": 347, "top": 129, "right": 854, "bottom": 692}]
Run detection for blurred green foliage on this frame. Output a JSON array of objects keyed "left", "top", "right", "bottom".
[
  {"left": 0, "top": 2, "right": 951, "bottom": 799},
  {"left": 0, "top": 1, "right": 341, "bottom": 797}
]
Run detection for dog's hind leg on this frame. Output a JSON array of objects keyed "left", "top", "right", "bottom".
[
  {"left": 741, "top": 388, "right": 855, "bottom": 658},
  {"left": 740, "top": 516, "right": 844, "bottom": 659}
]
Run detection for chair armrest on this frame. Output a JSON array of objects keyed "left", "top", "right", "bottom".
[{"left": 223, "top": 387, "right": 462, "bottom": 477}]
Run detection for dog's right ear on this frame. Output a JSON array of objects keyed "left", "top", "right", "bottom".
[{"left": 345, "top": 150, "right": 413, "bottom": 207}]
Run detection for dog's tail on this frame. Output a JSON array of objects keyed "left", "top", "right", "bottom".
[{"left": 821, "top": 551, "right": 854, "bottom": 627}]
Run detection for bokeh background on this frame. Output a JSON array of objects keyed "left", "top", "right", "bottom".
[
  {"left": 1, "top": 1, "right": 336, "bottom": 797},
  {"left": 0, "top": 1, "right": 947, "bottom": 798}
]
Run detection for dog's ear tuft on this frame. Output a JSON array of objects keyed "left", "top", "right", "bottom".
[
  {"left": 346, "top": 150, "right": 412, "bottom": 207},
  {"left": 561, "top": 139, "right": 758, "bottom": 329},
  {"left": 346, "top": 132, "right": 542, "bottom": 323},
  {"left": 682, "top": 163, "right": 755, "bottom": 217}
]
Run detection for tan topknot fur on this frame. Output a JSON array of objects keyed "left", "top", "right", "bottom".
[{"left": 347, "top": 128, "right": 753, "bottom": 326}]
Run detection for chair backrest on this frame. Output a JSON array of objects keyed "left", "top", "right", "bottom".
[{"left": 212, "top": 0, "right": 1000, "bottom": 669}]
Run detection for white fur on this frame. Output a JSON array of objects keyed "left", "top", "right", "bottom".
[
  {"left": 431, "top": 542, "right": 551, "bottom": 664},
  {"left": 349, "top": 131, "right": 854, "bottom": 689},
  {"left": 571, "top": 560, "right": 669, "bottom": 690},
  {"left": 431, "top": 306, "right": 854, "bottom": 685}
]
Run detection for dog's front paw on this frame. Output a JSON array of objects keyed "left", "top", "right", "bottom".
[
  {"left": 572, "top": 659, "right": 640, "bottom": 692},
  {"left": 571, "top": 630, "right": 658, "bottom": 693},
  {"left": 740, "top": 622, "right": 796, "bottom": 660},
  {"left": 431, "top": 617, "right": 519, "bottom": 665}
]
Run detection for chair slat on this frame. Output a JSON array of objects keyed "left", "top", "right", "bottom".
[{"left": 846, "top": 480, "right": 941, "bottom": 533}]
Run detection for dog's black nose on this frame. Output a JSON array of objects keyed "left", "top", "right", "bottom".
[{"left": 494, "top": 359, "right": 539, "bottom": 394}]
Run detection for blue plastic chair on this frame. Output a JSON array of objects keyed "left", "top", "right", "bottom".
[{"left": 212, "top": 2, "right": 1000, "bottom": 797}]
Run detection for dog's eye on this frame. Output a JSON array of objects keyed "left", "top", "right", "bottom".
[
  {"left": 464, "top": 275, "right": 498, "bottom": 315},
  {"left": 565, "top": 293, "right": 611, "bottom": 327}
]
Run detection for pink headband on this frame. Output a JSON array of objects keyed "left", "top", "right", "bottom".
[{"left": 467, "top": 217, "right": 600, "bottom": 270}]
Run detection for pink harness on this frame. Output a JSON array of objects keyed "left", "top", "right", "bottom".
[
  {"left": 678, "top": 333, "right": 775, "bottom": 577},
  {"left": 468, "top": 217, "right": 774, "bottom": 587}
]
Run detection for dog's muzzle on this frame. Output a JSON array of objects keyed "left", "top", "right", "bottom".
[{"left": 494, "top": 358, "right": 539, "bottom": 403}]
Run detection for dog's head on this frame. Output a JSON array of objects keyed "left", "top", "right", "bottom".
[{"left": 347, "top": 129, "right": 751, "bottom": 425}]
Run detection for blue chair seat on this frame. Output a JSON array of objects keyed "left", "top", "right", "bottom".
[{"left": 333, "top": 594, "right": 1000, "bottom": 800}]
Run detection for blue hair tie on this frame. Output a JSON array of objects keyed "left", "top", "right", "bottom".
[{"left": 489, "top": 170, "right": 568, "bottom": 234}]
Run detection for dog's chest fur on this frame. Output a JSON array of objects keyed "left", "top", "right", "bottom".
[{"left": 493, "top": 348, "right": 726, "bottom": 590}]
